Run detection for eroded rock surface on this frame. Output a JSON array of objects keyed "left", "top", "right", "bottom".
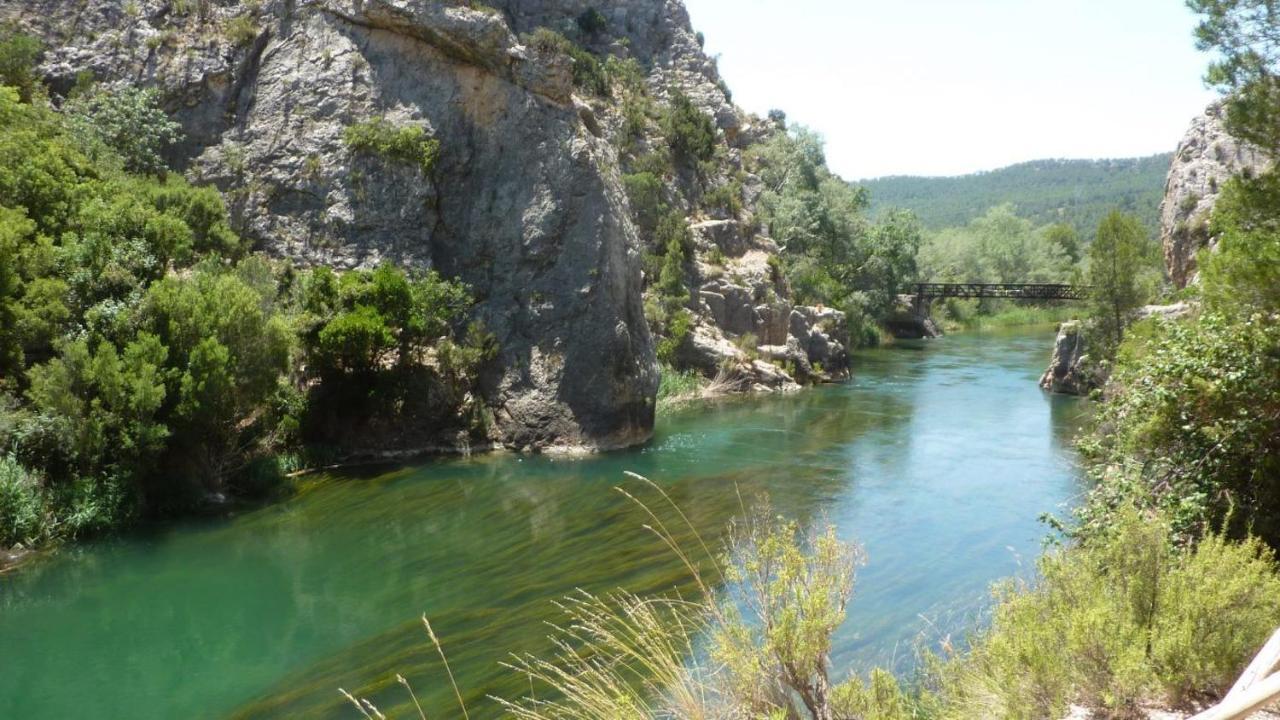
[
  {"left": 1039, "top": 321, "right": 1100, "bottom": 395},
  {"left": 2, "top": 0, "right": 658, "bottom": 451},
  {"left": 1159, "top": 102, "right": 1269, "bottom": 288}
]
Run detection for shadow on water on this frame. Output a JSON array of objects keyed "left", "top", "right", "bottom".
[{"left": 0, "top": 328, "right": 1086, "bottom": 719}]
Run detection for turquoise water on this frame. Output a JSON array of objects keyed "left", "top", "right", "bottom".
[{"left": 0, "top": 328, "right": 1087, "bottom": 718}]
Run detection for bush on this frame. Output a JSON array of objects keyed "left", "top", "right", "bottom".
[
  {"left": 0, "top": 455, "right": 45, "bottom": 548},
  {"left": 662, "top": 90, "right": 717, "bottom": 164},
  {"left": 1078, "top": 312, "right": 1280, "bottom": 543},
  {"left": 344, "top": 118, "right": 440, "bottom": 174},
  {"left": 0, "top": 29, "right": 42, "bottom": 102},
  {"left": 940, "top": 508, "right": 1280, "bottom": 717},
  {"left": 575, "top": 7, "right": 608, "bottom": 35},
  {"left": 66, "top": 85, "right": 181, "bottom": 176}
]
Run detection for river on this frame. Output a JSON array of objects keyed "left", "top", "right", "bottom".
[{"left": 0, "top": 327, "right": 1087, "bottom": 719}]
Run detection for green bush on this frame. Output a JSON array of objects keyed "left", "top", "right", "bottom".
[
  {"left": 521, "top": 28, "right": 607, "bottom": 95},
  {"left": 0, "top": 29, "right": 41, "bottom": 102},
  {"left": 940, "top": 508, "right": 1280, "bottom": 718},
  {"left": 575, "top": 7, "right": 608, "bottom": 35},
  {"left": 344, "top": 118, "right": 440, "bottom": 174},
  {"left": 66, "top": 85, "right": 181, "bottom": 176},
  {"left": 1078, "top": 312, "right": 1280, "bottom": 543},
  {"left": 0, "top": 455, "right": 45, "bottom": 548},
  {"left": 662, "top": 90, "right": 717, "bottom": 164}
]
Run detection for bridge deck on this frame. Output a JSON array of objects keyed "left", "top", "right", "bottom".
[{"left": 913, "top": 283, "right": 1089, "bottom": 301}]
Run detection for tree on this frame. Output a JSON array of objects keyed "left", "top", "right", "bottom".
[
  {"left": 67, "top": 86, "right": 181, "bottom": 176},
  {"left": 1189, "top": 0, "right": 1280, "bottom": 156},
  {"left": 0, "top": 30, "right": 42, "bottom": 102},
  {"left": 1043, "top": 223, "right": 1081, "bottom": 264},
  {"left": 663, "top": 90, "right": 717, "bottom": 165},
  {"left": 1088, "top": 211, "right": 1148, "bottom": 351}
]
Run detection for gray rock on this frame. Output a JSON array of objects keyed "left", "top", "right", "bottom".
[
  {"left": 4, "top": 0, "right": 658, "bottom": 452},
  {"left": 1039, "top": 321, "right": 1100, "bottom": 395},
  {"left": 1160, "top": 102, "right": 1269, "bottom": 288}
]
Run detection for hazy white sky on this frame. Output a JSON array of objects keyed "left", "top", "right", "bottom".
[{"left": 682, "top": 0, "right": 1220, "bottom": 179}]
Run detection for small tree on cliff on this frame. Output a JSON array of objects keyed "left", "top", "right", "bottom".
[{"left": 1088, "top": 210, "right": 1147, "bottom": 353}]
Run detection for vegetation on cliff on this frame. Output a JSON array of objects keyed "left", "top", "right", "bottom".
[{"left": 0, "top": 36, "right": 489, "bottom": 550}]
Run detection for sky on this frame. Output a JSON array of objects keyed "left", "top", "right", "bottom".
[{"left": 681, "top": 0, "right": 1220, "bottom": 180}]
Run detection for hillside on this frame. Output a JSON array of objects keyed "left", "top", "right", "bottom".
[{"left": 862, "top": 154, "right": 1173, "bottom": 238}]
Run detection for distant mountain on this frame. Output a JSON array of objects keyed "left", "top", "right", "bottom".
[{"left": 860, "top": 155, "right": 1173, "bottom": 239}]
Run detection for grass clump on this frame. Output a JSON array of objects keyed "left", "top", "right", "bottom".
[{"left": 343, "top": 118, "right": 440, "bottom": 174}]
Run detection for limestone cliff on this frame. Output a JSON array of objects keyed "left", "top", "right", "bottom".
[
  {"left": 1, "top": 0, "right": 850, "bottom": 450},
  {"left": 1159, "top": 102, "right": 1268, "bottom": 288}
]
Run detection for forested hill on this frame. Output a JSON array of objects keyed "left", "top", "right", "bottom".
[{"left": 861, "top": 154, "right": 1173, "bottom": 238}]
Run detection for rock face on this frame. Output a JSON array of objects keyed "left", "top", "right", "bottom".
[
  {"left": 2, "top": 0, "right": 665, "bottom": 452},
  {"left": 1159, "top": 102, "right": 1269, "bottom": 288},
  {"left": 1039, "top": 321, "right": 1099, "bottom": 395},
  {"left": 2, "top": 0, "right": 857, "bottom": 449}
]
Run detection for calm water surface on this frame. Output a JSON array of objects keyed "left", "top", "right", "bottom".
[{"left": 0, "top": 328, "right": 1087, "bottom": 719}]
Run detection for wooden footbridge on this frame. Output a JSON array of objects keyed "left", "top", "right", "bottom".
[{"left": 913, "top": 283, "right": 1089, "bottom": 302}]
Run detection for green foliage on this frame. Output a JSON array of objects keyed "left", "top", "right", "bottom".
[
  {"left": 918, "top": 205, "right": 1072, "bottom": 285},
  {"left": 662, "top": 90, "right": 717, "bottom": 165},
  {"left": 575, "top": 7, "right": 608, "bottom": 35},
  {"left": 0, "top": 29, "right": 42, "bottom": 103},
  {"left": 344, "top": 118, "right": 440, "bottom": 174},
  {"left": 1078, "top": 312, "right": 1280, "bottom": 543},
  {"left": 752, "top": 127, "right": 921, "bottom": 345},
  {"left": 1087, "top": 210, "right": 1153, "bottom": 353},
  {"left": 1189, "top": 0, "right": 1280, "bottom": 155},
  {"left": 522, "top": 28, "right": 607, "bottom": 96},
  {"left": 1042, "top": 222, "right": 1081, "bottom": 264},
  {"left": 863, "top": 155, "right": 1171, "bottom": 240},
  {"left": 224, "top": 12, "right": 260, "bottom": 47},
  {"left": 655, "top": 362, "right": 704, "bottom": 408},
  {"left": 0, "top": 454, "right": 45, "bottom": 548},
  {"left": 1200, "top": 172, "right": 1280, "bottom": 314},
  {"left": 655, "top": 308, "right": 693, "bottom": 364},
  {"left": 66, "top": 85, "right": 181, "bottom": 176},
  {"left": 622, "top": 171, "right": 664, "bottom": 234},
  {"left": 713, "top": 512, "right": 861, "bottom": 718},
  {"left": 939, "top": 508, "right": 1280, "bottom": 718}
]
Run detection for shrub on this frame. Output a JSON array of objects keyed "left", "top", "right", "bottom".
[
  {"left": 575, "top": 7, "right": 608, "bottom": 36},
  {"left": 662, "top": 90, "right": 717, "bottom": 164},
  {"left": 67, "top": 86, "right": 182, "bottom": 176},
  {"left": 0, "top": 455, "right": 45, "bottom": 548},
  {"left": 940, "top": 508, "right": 1280, "bottom": 717},
  {"left": 522, "top": 28, "right": 607, "bottom": 95},
  {"left": 0, "top": 29, "right": 42, "bottom": 102},
  {"left": 344, "top": 118, "right": 440, "bottom": 174},
  {"left": 225, "top": 12, "right": 260, "bottom": 47},
  {"left": 1077, "top": 312, "right": 1280, "bottom": 543},
  {"left": 622, "top": 172, "right": 663, "bottom": 234},
  {"left": 655, "top": 308, "right": 694, "bottom": 363}
]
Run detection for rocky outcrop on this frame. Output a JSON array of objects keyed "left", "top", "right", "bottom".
[
  {"left": 2, "top": 0, "right": 657, "bottom": 452},
  {"left": 1159, "top": 102, "right": 1269, "bottom": 288},
  {"left": 1039, "top": 321, "right": 1100, "bottom": 395},
  {"left": 2, "top": 0, "right": 857, "bottom": 448}
]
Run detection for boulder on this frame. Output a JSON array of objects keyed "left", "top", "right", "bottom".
[{"left": 1039, "top": 321, "right": 1101, "bottom": 395}]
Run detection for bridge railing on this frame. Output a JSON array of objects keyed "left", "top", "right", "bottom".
[{"left": 913, "top": 282, "right": 1090, "bottom": 301}]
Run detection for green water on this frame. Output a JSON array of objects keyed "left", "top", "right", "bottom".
[{"left": 0, "top": 328, "right": 1087, "bottom": 719}]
